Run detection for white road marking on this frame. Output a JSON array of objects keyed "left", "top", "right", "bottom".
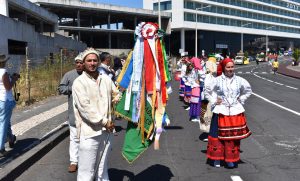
[
  {"left": 245, "top": 72, "right": 250, "bottom": 74},
  {"left": 253, "top": 73, "right": 298, "bottom": 90},
  {"left": 231, "top": 175, "right": 243, "bottom": 181},
  {"left": 274, "top": 82, "right": 284, "bottom": 85},
  {"left": 235, "top": 64, "right": 256, "bottom": 70},
  {"left": 238, "top": 71, "right": 243, "bottom": 74},
  {"left": 261, "top": 72, "right": 267, "bottom": 74},
  {"left": 285, "top": 85, "right": 298, "bottom": 90},
  {"left": 274, "top": 142, "right": 297, "bottom": 150},
  {"left": 252, "top": 92, "right": 300, "bottom": 116},
  {"left": 12, "top": 103, "right": 68, "bottom": 136}
]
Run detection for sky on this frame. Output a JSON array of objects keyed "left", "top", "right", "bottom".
[{"left": 86, "top": 0, "right": 143, "bottom": 8}]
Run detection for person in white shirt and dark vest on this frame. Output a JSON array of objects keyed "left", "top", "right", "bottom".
[{"left": 204, "top": 58, "right": 252, "bottom": 168}]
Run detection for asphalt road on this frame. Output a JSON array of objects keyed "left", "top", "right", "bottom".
[{"left": 16, "top": 61, "right": 300, "bottom": 181}]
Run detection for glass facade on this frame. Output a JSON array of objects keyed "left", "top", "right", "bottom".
[
  {"left": 184, "top": 0, "right": 300, "bottom": 34},
  {"left": 153, "top": 1, "right": 172, "bottom": 11}
]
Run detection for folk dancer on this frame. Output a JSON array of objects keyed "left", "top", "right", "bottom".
[
  {"left": 177, "top": 56, "right": 188, "bottom": 100},
  {"left": 189, "top": 57, "right": 205, "bottom": 122},
  {"left": 204, "top": 58, "right": 252, "bottom": 168},
  {"left": 182, "top": 61, "right": 193, "bottom": 110},
  {"left": 200, "top": 56, "right": 218, "bottom": 141}
]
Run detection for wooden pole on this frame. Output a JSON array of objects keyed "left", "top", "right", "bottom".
[
  {"left": 60, "top": 49, "right": 63, "bottom": 79},
  {"left": 25, "top": 47, "right": 30, "bottom": 103}
]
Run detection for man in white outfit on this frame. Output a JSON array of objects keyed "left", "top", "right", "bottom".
[{"left": 72, "top": 48, "right": 120, "bottom": 181}]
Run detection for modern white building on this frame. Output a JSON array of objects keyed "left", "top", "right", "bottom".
[{"left": 144, "top": 0, "right": 300, "bottom": 57}]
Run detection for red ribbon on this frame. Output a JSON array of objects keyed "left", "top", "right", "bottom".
[
  {"left": 144, "top": 39, "right": 155, "bottom": 94},
  {"left": 156, "top": 39, "right": 167, "bottom": 105}
]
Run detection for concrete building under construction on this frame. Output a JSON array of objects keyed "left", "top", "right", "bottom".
[
  {"left": 1, "top": 0, "right": 171, "bottom": 68},
  {"left": 0, "top": 0, "right": 87, "bottom": 68},
  {"left": 31, "top": 0, "right": 171, "bottom": 55}
]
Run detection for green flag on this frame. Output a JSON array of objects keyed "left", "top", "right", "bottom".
[
  {"left": 122, "top": 122, "right": 152, "bottom": 163},
  {"left": 115, "top": 92, "right": 154, "bottom": 163}
]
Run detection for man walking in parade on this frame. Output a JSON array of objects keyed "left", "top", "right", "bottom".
[
  {"left": 72, "top": 48, "right": 120, "bottom": 181},
  {"left": 58, "top": 53, "right": 84, "bottom": 173}
]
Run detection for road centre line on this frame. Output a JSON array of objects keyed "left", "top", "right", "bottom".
[
  {"left": 285, "top": 85, "right": 298, "bottom": 90},
  {"left": 274, "top": 82, "right": 284, "bottom": 85},
  {"left": 253, "top": 73, "right": 298, "bottom": 90},
  {"left": 12, "top": 103, "right": 68, "bottom": 136},
  {"left": 252, "top": 92, "right": 300, "bottom": 116},
  {"left": 231, "top": 175, "right": 243, "bottom": 181}
]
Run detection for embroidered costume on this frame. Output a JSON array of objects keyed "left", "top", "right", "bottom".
[{"left": 204, "top": 58, "right": 252, "bottom": 165}]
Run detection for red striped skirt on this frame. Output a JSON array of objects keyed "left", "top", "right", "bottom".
[{"left": 218, "top": 113, "right": 251, "bottom": 140}]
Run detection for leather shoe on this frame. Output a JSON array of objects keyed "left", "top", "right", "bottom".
[
  {"left": 68, "top": 164, "right": 78, "bottom": 173},
  {"left": 9, "top": 135, "right": 16, "bottom": 148}
]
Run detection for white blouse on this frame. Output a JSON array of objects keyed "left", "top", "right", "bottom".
[
  {"left": 179, "top": 64, "right": 186, "bottom": 78},
  {"left": 204, "top": 74, "right": 252, "bottom": 115}
]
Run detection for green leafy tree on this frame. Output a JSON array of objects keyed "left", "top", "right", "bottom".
[{"left": 292, "top": 48, "right": 300, "bottom": 66}]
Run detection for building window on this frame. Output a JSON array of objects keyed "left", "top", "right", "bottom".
[
  {"left": 8, "top": 39, "right": 27, "bottom": 55},
  {"left": 210, "top": 16, "right": 217, "bottom": 24},
  {"left": 153, "top": 1, "right": 172, "bottom": 11},
  {"left": 184, "top": 12, "right": 195, "bottom": 22}
]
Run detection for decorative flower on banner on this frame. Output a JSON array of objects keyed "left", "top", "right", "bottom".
[
  {"left": 141, "top": 22, "right": 158, "bottom": 39},
  {"left": 135, "top": 22, "right": 145, "bottom": 37}
]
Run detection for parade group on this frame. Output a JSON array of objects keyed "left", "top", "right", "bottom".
[
  {"left": 0, "top": 21, "right": 254, "bottom": 181},
  {"left": 176, "top": 53, "right": 252, "bottom": 168}
]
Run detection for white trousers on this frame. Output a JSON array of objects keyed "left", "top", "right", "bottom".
[
  {"left": 77, "top": 132, "right": 112, "bottom": 181},
  {"left": 69, "top": 125, "right": 80, "bottom": 164}
]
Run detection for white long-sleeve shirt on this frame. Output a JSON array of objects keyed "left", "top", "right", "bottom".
[
  {"left": 204, "top": 74, "right": 252, "bottom": 115},
  {"left": 72, "top": 71, "right": 118, "bottom": 138}
]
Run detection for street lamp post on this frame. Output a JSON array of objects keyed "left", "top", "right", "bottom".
[
  {"left": 266, "top": 25, "right": 275, "bottom": 60},
  {"left": 158, "top": 0, "right": 161, "bottom": 29},
  {"left": 241, "top": 23, "right": 252, "bottom": 53},
  {"left": 195, "top": 5, "right": 211, "bottom": 57}
]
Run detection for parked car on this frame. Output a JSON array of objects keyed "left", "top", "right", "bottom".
[{"left": 234, "top": 56, "right": 244, "bottom": 65}]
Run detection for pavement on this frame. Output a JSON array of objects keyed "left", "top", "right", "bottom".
[
  {"left": 277, "top": 57, "right": 300, "bottom": 79},
  {"left": 0, "top": 96, "right": 69, "bottom": 180}
]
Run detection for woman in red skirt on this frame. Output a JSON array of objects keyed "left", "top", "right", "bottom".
[{"left": 204, "top": 58, "right": 252, "bottom": 168}]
